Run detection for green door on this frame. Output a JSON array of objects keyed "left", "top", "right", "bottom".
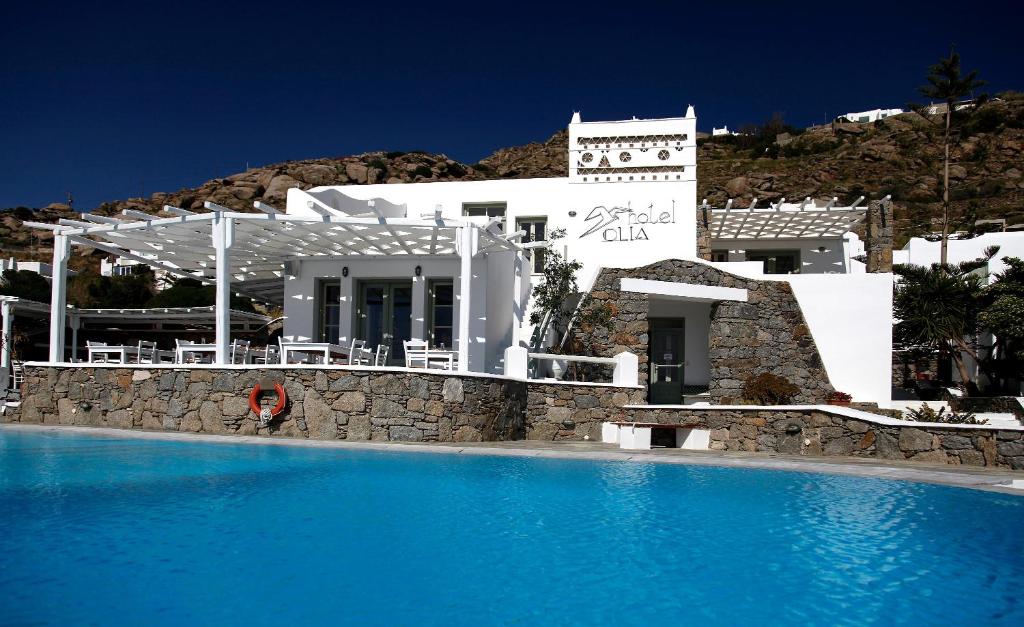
[
  {"left": 356, "top": 281, "right": 412, "bottom": 365},
  {"left": 648, "top": 318, "right": 684, "bottom": 404}
]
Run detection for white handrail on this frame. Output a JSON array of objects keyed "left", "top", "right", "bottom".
[{"left": 527, "top": 352, "right": 616, "bottom": 365}]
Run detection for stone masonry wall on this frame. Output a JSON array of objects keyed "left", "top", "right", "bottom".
[
  {"left": 580, "top": 259, "right": 834, "bottom": 404},
  {"left": 526, "top": 383, "right": 646, "bottom": 441},
  {"left": 625, "top": 407, "right": 1024, "bottom": 469},
  {"left": 11, "top": 366, "right": 528, "bottom": 443}
]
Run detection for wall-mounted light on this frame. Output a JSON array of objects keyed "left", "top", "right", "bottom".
[
  {"left": 415, "top": 265, "right": 422, "bottom": 277},
  {"left": 817, "top": 246, "right": 827, "bottom": 253},
  {"left": 568, "top": 210, "right": 577, "bottom": 217},
  {"left": 342, "top": 266, "right": 349, "bottom": 277}
]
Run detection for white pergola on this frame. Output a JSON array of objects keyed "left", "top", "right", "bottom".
[
  {"left": 25, "top": 200, "right": 531, "bottom": 369},
  {"left": 703, "top": 196, "right": 875, "bottom": 240}
]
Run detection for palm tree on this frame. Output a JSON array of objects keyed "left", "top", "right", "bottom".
[
  {"left": 917, "top": 49, "right": 986, "bottom": 266},
  {"left": 893, "top": 247, "right": 997, "bottom": 395}
]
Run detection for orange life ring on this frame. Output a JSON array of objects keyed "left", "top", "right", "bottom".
[{"left": 249, "top": 382, "right": 287, "bottom": 417}]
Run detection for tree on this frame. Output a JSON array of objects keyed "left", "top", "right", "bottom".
[
  {"left": 0, "top": 269, "right": 51, "bottom": 302},
  {"left": 528, "top": 229, "right": 612, "bottom": 355},
  {"left": 917, "top": 49, "right": 986, "bottom": 265},
  {"left": 67, "top": 270, "right": 155, "bottom": 309},
  {"left": 893, "top": 248, "right": 997, "bottom": 396},
  {"left": 978, "top": 257, "right": 1024, "bottom": 392},
  {"left": 145, "top": 277, "right": 256, "bottom": 312}
]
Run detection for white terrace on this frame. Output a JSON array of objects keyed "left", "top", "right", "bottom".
[{"left": 24, "top": 198, "right": 534, "bottom": 370}]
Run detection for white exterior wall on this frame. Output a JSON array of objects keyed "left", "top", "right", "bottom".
[
  {"left": 712, "top": 234, "right": 863, "bottom": 274},
  {"left": 894, "top": 232, "right": 1024, "bottom": 282},
  {"left": 788, "top": 274, "right": 894, "bottom": 403}
]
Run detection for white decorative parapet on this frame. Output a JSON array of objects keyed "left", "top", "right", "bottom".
[{"left": 505, "top": 348, "right": 639, "bottom": 387}]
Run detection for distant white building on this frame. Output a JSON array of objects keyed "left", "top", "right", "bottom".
[
  {"left": 712, "top": 126, "right": 734, "bottom": 136},
  {"left": 893, "top": 231, "right": 1024, "bottom": 283},
  {"left": 1, "top": 258, "right": 76, "bottom": 280},
  {"left": 837, "top": 108, "right": 904, "bottom": 124},
  {"left": 100, "top": 257, "right": 172, "bottom": 290}
]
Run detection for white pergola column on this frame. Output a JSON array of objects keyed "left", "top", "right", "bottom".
[
  {"left": 457, "top": 226, "right": 475, "bottom": 372},
  {"left": 511, "top": 250, "right": 525, "bottom": 348},
  {"left": 1, "top": 299, "right": 12, "bottom": 370},
  {"left": 48, "top": 232, "right": 70, "bottom": 362},
  {"left": 212, "top": 213, "right": 234, "bottom": 365},
  {"left": 69, "top": 312, "right": 81, "bottom": 363}
]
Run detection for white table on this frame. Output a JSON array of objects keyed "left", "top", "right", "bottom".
[
  {"left": 87, "top": 345, "right": 140, "bottom": 363},
  {"left": 176, "top": 343, "right": 217, "bottom": 364},
  {"left": 280, "top": 342, "right": 349, "bottom": 365},
  {"left": 425, "top": 350, "right": 457, "bottom": 370}
]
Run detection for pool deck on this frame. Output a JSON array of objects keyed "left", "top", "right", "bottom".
[{"left": 5, "top": 423, "right": 1023, "bottom": 496}]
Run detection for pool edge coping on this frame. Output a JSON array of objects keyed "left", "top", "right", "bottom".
[{"left": 3, "top": 423, "right": 1023, "bottom": 496}]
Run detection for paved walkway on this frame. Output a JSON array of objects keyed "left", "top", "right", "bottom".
[{"left": 4, "top": 423, "right": 1023, "bottom": 495}]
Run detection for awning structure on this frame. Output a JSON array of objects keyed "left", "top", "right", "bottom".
[
  {"left": 703, "top": 197, "right": 872, "bottom": 240},
  {"left": 23, "top": 192, "right": 530, "bottom": 366},
  {"left": 25, "top": 199, "right": 524, "bottom": 306}
]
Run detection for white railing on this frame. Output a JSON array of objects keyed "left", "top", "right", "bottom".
[{"left": 503, "top": 346, "right": 638, "bottom": 386}]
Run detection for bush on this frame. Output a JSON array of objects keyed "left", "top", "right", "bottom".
[
  {"left": 827, "top": 391, "right": 852, "bottom": 402},
  {"left": 411, "top": 165, "right": 433, "bottom": 179},
  {"left": 742, "top": 373, "right": 800, "bottom": 405},
  {"left": 366, "top": 159, "right": 388, "bottom": 171},
  {"left": 903, "top": 403, "right": 986, "bottom": 425},
  {"left": 384, "top": 151, "right": 406, "bottom": 159}
]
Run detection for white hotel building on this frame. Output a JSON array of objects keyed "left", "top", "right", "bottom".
[{"left": 23, "top": 107, "right": 896, "bottom": 406}]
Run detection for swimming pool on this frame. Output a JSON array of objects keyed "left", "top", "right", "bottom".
[{"left": 1, "top": 428, "right": 1022, "bottom": 626}]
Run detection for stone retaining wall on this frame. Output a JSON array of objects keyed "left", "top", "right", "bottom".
[
  {"left": 526, "top": 383, "right": 646, "bottom": 441},
  {"left": 11, "top": 366, "right": 529, "bottom": 443},
  {"left": 625, "top": 407, "right": 1024, "bottom": 469}
]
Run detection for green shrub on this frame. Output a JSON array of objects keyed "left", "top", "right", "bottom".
[
  {"left": 742, "top": 373, "right": 800, "bottom": 405},
  {"left": 411, "top": 165, "right": 433, "bottom": 179},
  {"left": 903, "top": 403, "right": 985, "bottom": 425},
  {"left": 384, "top": 151, "right": 406, "bottom": 159},
  {"left": 366, "top": 159, "right": 388, "bottom": 171}
]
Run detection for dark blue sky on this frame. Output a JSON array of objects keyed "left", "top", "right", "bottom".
[{"left": 2, "top": 0, "right": 1020, "bottom": 211}]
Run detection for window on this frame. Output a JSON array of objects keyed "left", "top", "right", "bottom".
[
  {"left": 317, "top": 280, "right": 341, "bottom": 344},
  {"left": 462, "top": 203, "right": 506, "bottom": 231},
  {"left": 427, "top": 280, "right": 454, "bottom": 350},
  {"left": 516, "top": 217, "right": 547, "bottom": 273},
  {"left": 745, "top": 250, "right": 801, "bottom": 275},
  {"left": 711, "top": 250, "right": 729, "bottom": 263}
]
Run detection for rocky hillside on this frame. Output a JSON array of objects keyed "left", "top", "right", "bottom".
[{"left": 3, "top": 93, "right": 1022, "bottom": 269}]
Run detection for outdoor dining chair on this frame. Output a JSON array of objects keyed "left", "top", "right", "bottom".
[
  {"left": 230, "top": 339, "right": 251, "bottom": 364},
  {"left": 136, "top": 341, "right": 159, "bottom": 364},
  {"left": 374, "top": 343, "right": 390, "bottom": 367},
  {"left": 348, "top": 339, "right": 372, "bottom": 365},
  {"left": 403, "top": 339, "right": 428, "bottom": 368}
]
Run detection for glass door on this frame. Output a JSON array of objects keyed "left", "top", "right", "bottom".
[
  {"left": 648, "top": 318, "right": 685, "bottom": 404},
  {"left": 357, "top": 281, "right": 413, "bottom": 365}
]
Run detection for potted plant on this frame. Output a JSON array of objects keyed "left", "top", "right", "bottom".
[{"left": 827, "top": 391, "right": 853, "bottom": 406}]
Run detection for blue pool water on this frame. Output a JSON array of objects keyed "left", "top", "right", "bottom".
[{"left": 1, "top": 429, "right": 1023, "bottom": 626}]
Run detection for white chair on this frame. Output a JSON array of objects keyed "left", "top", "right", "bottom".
[
  {"left": 253, "top": 344, "right": 279, "bottom": 365},
  {"left": 348, "top": 339, "right": 372, "bottom": 365},
  {"left": 374, "top": 343, "right": 390, "bottom": 367},
  {"left": 11, "top": 361, "right": 25, "bottom": 390},
  {"left": 230, "top": 339, "right": 251, "bottom": 364},
  {"left": 137, "top": 341, "right": 158, "bottom": 364},
  {"left": 403, "top": 339, "right": 428, "bottom": 368}
]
